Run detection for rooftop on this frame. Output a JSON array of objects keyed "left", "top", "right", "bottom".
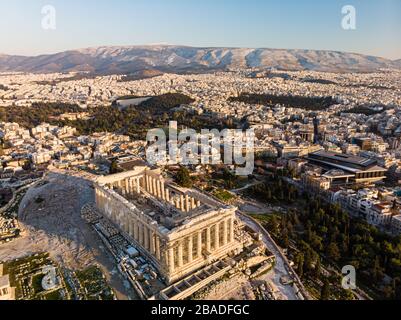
[
  {"left": 322, "top": 169, "right": 354, "bottom": 178},
  {"left": 309, "top": 150, "right": 377, "bottom": 168}
]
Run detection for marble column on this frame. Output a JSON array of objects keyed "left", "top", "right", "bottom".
[
  {"left": 180, "top": 195, "right": 185, "bottom": 211},
  {"left": 125, "top": 179, "right": 130, "bottom": 194},
  {"left": 144, "top": 227, "right": 150, "bottom": 250},
  {"left": 206, "top": 227, "right": 211, "bottom": 252},
  {"left": 222, "top": 220, "right": 228, "bottom": 246},
  {"left": 148, "top": 177, "right": 153, "bottom": 195},
  {"left": 155, "top": 179, "right": 159, "bottom": 197},
  {"left": 161, "top": 182, "right": 166, "bottom": 200},
  {"left": 136, "top": 178, "right": 141, "bottom": 194},
  {"left": 150, "top": 178, "right": 154, "bottom": 196},
  {"left": 185, "top": 195, "right": 190, "bottom": 212},
  {"left": 157, "top": 181, "right": 162, "bottom": 198},
  {"left": 123, "top": 180, "right": 127, "bottom": 195},
  {"left": 126, "top": 179, "right": 131, "bottom": 194},
  {"left": 152, "top": 179, "right": 157, "bottom": 197},
  {"left": 229, "top": 218, "right": 234, "bottom": 243},
  {"left": 150, "top": 231, "right": 156, "bottom": 255},
  {"left": 215, "top": 224, "right": 220, "bottom": 250},
  {"left": 139, "top": 223, "right": 144, "bottom": 245},
  {"left": 197, "top": 232, "right": 202, "bottom": 258},
  {"left": 178, "top": 243, "right": 184, "bottom": 268},
  {"left": 145, "top": 175, "right": 150, "bottom": 193},
  {"left": 168, "top": 247, "right": 175, "bottom": 272},
  {"left": 134, "top": 221, "right": 139, "bottom": 241},
  {"left": 148, "top": 177, "right": 153, "bottom": 194},
  {"left": 155, "top": 236, "right": 161, "bottom": 261},
  {"left": 188, "top": 236, "right": 193, "bottom": 263},
  {"left": 137, "top": 177, "right": 141, "bottom": 189},
  {"left": 147, "top": 176, "right": 152, "bottom": 194},
  {"left": 118, "top": 180, "right": 124, "bottom": 195}
]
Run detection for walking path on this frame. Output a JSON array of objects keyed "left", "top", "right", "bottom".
[{"left": 237, "top": 211, "right": 311, "bottom": 300}]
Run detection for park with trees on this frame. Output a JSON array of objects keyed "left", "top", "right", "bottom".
[{"left": 249, "top": 178, "right": 401, "bottom": 300}]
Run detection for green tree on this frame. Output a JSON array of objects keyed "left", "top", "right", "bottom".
[
  {"left": 313, "top": 257, "right": 321, "bottom": 279},
  {"left": 303, "top": 249, "right": 314, "bottom": 274},
  {"left": 222, "top": 168, "right": 237, "bottom": 189},
  {"left": 175, "top": 166, "right": 193, "bottom": 188},
  {"left": 320, "top": 278, "right": 331, "bottom": 300},
  {"left": 22, "top": 159, "right": 32, "bottom": 171},
  {"left": 268, "top": 215, "right": 279, "bottom": 235},
  {"left": 280, "top": 228, "right": 289, "bottom": 249},
  {"left": 372, "top": 256, "right": 384, "bottom": 283},
  {"left": 296, "top": 253, "right": 305, "bottom": 278},
  {"left": 109, "top": 160, "right": 121, "bottom": 174},
  {"left": 326, "top": 242, "right": 341, "bottom": 262}
]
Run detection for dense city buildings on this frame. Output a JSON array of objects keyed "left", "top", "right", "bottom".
[{"left": 1, "top": 55, "right": 401, "bottom": 302}]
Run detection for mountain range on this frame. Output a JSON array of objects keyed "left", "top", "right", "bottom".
[{"left": 0, "top": 45, "right": 400, "bottom": 75}]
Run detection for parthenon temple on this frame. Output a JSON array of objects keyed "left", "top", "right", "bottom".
[{"left": 95, "top": 166, "right": 241, "bottom": 284}]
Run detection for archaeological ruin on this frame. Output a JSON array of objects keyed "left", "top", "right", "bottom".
[{"left": 94, "top": 166, "right": 242, "bottom": 284}]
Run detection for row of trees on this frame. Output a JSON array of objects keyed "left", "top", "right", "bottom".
[
  {"left": 0, "top": 102, "right": 82, "bottom": 128},
  {"left": 229, "top": 93, "right": 336, "bottom": 111},
  {"left": 340, "top": 106, "right": 385, "bottom": 116},
  {"left": 247, "top": 176, "right": 299, "bottom": 204},
  {"left": 137, "top": 93, "right": 194, "bottom": 113}
]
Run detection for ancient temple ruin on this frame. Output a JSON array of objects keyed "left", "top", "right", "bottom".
[{"left": 95, "top": 166, "right": 241, "bottom": 284}]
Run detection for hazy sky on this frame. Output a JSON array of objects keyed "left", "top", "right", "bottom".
[{"left": 0, "top": 0, "right": 400, "bottom": 59}]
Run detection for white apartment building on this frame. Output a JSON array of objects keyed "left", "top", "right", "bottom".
[{"left": 332, "top": 189, "right": 395, "bottom": 227}]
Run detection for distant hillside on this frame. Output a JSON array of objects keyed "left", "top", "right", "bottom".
[{"left": 0, "top": 45, "right": 400, "bottom": 74}]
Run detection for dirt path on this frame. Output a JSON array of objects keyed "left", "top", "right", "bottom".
[{"left": 237, "top": 212, "right": 301, "bottom": 300}]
